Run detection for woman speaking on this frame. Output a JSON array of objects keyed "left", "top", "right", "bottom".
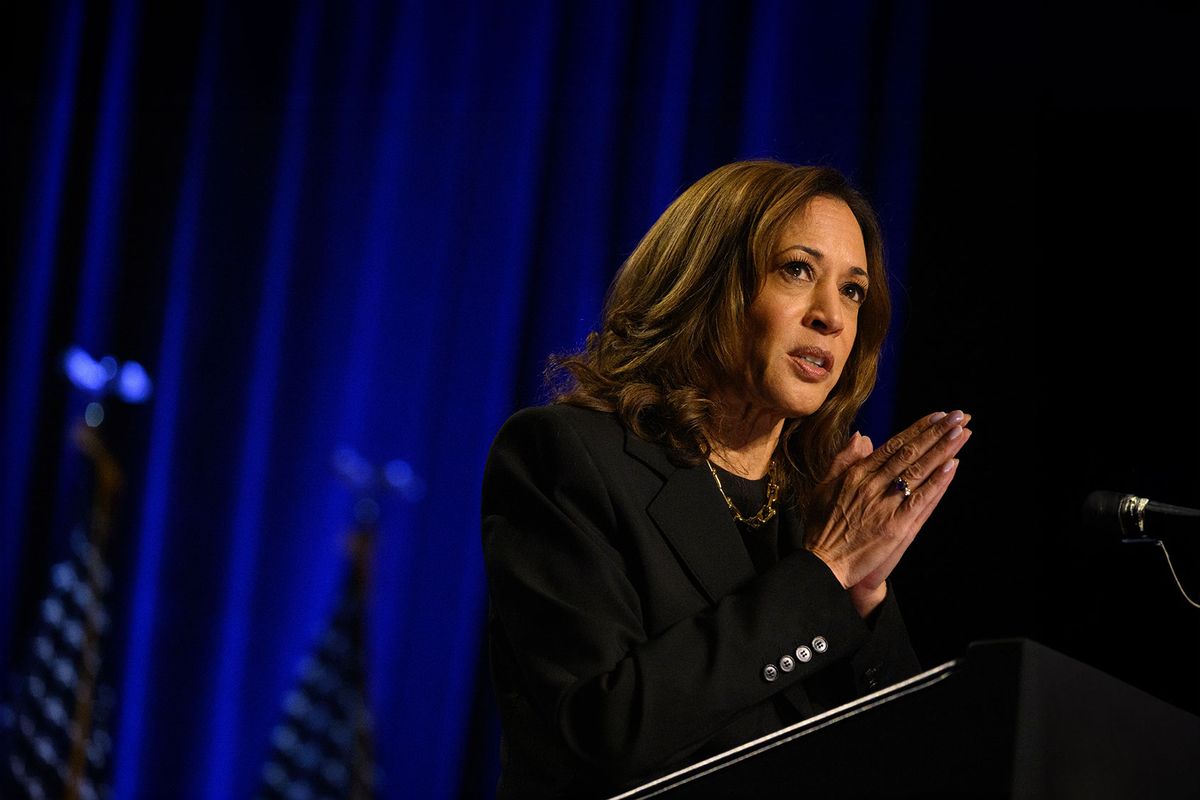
[{"left": 481, "top": 160, "right": 972, "bottom": 798}]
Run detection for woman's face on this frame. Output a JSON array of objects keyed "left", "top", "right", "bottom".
[{"left": 734, "top": 195, "right": 869, "bottom": 420}]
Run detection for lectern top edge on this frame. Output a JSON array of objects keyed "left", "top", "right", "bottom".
[{"left": 610, "top": 655, "right": 966, "bottom": 800}]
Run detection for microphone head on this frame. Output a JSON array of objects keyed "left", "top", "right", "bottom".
[{"left": 1080, "top": 490, "right": 1127, "bottom": 537}]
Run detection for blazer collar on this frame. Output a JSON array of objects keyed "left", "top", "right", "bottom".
[{"left": 624, "top": 427, "right": 757, "bottom": 603}]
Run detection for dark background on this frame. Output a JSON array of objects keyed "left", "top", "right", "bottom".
[{"left": 896, "top": 5, "right": 1200, "bottom": 715}]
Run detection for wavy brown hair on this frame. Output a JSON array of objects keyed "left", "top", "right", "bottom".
[{"left": 549, "top": 160, "right": 891, "bottom": 500}]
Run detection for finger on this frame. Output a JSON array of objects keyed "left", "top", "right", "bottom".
[
  {"left": 860, "top": 410, "right": 955, "bottom": 474},
  {"left": 898, "top": 454, "right": 959, "bottom": 531},
  {"left": 825, "top": 434, "right": 864, "bottom": 479},
  {"left": 824, "top": 432, "right": 872, "bottom": 481},
  {"left": 894, "top": 427, "right": 972, "bottom": 495},
  {"left": 871, "top": 410, "right": 970, "bottom": 491},
  {"left": 908, "top": 459, "right": 958, "bottom": 530}
]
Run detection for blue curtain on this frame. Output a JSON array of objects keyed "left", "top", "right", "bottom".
[{"left": 2, "top": 1, "right": 931, "bottom": 796}]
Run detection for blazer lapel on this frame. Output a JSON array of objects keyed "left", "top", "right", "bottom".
[{"left": 624, "top": 429, "right": 756, "bottom": 604}]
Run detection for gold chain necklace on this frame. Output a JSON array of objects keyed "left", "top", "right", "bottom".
[{"left": 706, "top": 459, "right": 779, "bottom": 529}]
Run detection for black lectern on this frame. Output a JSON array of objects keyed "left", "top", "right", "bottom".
[{"left": 612, "top": 639, "right": 1200, "bottom": 799}]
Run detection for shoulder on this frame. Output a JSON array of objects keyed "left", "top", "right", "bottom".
[
  {"left": 501, "top": 402, "right": 618, "bottom": 430},
  {"left": 491, "top": 403, "right": 625, "bottom": 455},
  {"left": 487, "top": 403, "right": 683, "bottom": 496},
  {"left": 485, "top": 403, "right": 673, "bottom": 494},
  {"left": 482, "top": 405, "right": 631, "bottom": 520}
]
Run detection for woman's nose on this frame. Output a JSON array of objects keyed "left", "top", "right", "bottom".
[{"left": 802, "top": 281, "right": 844, "bottom": 335}]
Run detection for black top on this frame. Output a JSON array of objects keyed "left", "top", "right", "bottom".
[{"left": 710, "top": 464, "right": 781, "bottom": 575}]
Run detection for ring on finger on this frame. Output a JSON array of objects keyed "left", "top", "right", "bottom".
[{"left": 892, "top": 476, "right": 912, "bottom": 498}]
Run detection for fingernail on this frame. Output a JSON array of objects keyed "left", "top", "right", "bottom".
[
  {"left": 948, "top": 426, "right": 963, "bottom": 440},
  {"left": 948, "top": 410, "right": 964, "bottom": 424},
  {"left": 851, "top": 431, "right": 860, "bottom": 440},
  {"left": 942, "top": 459, "right": 958, "bottom": 473},
  {"left": 930, "top": 411, "right": 947, "bottom": 423}
]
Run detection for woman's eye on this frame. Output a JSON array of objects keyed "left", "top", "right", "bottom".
[
  {"left": 782, "top": 260, "right": 813, "bottom": 280},
  {"left": 842, "top": 282, "right": 867, "bottom": 303}
]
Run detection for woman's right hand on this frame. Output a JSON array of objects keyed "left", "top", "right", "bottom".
[{"left": 804, "top": 410, "right": 972, "bottom": 590}]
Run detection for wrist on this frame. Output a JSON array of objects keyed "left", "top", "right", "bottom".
[
  {"left": 805, "top": 546, "right": 851, "bottom": 589},
  {"left": 849, "top": 581, "right": 887, "bottom": 618}
]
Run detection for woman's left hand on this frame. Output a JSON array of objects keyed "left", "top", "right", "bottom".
[{"left": 809, "top": 417, "right": 970, "bottom": 616}]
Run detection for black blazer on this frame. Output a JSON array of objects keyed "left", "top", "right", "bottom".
[{"left": 482, "top": 404, "right": 921, "bottom": 798}]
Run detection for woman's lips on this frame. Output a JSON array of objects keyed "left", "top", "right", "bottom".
[{"left": 788, "top": 347, "right": 834, "bottom": 380}]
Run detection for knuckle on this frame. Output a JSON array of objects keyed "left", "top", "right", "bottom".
[
  {"left": 897, "top": 443, "right": 919, "bottom": 463},
  {"left": 882, "top": 436, "right": 904, "bottom": 456},
  {"left": 907, "top": 488, "right": 925, "bottom": 506},
  {"left": 845, "top": 462, "right": 869, "bottom": 482}
]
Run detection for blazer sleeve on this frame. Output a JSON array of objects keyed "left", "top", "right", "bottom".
[{"left": 482, "top": 407, "right": 920, "bottom": 786}]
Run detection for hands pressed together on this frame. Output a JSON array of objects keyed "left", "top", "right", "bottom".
[{"left": 805, "top": 410, "right": 973, "bottom": 617}]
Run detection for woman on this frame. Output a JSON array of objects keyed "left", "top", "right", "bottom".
[{"left": 481, "top": 160, "right": 971, "bottom": 798}]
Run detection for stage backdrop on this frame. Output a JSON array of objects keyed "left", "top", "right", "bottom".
[
  {"left": 5, "top": 2, "right": 1199, "bottom": 798},
  {"left": 1, "top": 1, "right": 931, "bottom": 796}
]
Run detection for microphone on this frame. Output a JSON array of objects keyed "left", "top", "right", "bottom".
[{"left": 1082, "top": 490, "right": 1200, "bottom": 540}]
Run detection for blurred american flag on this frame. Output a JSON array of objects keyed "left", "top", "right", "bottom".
[
  {"left": 256, "top": 561, "right": 376, "bottom": 800},
  {"left": 2, "top": 526, "right": 115, "bottom": 800}
]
